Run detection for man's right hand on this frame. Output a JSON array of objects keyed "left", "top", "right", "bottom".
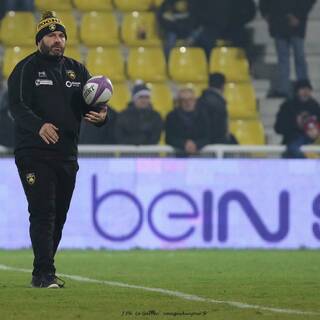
[{"left": 39, "top": 123, "right": 59, "bottom": 144}]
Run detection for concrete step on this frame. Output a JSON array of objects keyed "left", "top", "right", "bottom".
[
  {"left": 259, "top": 97, "right": 283, "bottom": 114},
  {"left": 263, "top": 55, "right": 320, "bottom": 83}
]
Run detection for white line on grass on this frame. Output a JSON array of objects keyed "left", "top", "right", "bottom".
[{"left": 0, "top": 263, "right": 318, "bottom": 316}]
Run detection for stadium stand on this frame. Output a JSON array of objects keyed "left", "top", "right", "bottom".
[
  {"left": 0, "top": 11, "right": 35, "bottom": 46},
  {"left": 86, "top": 47, "right": 125, "bottom": 82},
  {"left": 209, "top": 47, "right": 251, "bottom": 83},
  {"left": 73, "top": 0, "right": 113, "bottom": 12},
  {"left": 147, "top": 82, "right": 173, "bottom": 119},
  {"left": 2, "top": 46, "right": 33, "bottom": 79},
  {"left": 114, "top": 0, "right": 153, "bottom": 12},
  {"left": 168, "top": 47, "right": 208, "bottom": 83},
  {"left": 224, "top": 82, "right": 257, "bottom": 119},
  {"left": 127, "top": 47, "right": 167, "bottom": 82},
  {"left": 108, "top": 82, "right": 131, "bottom": 112},
  {"left": 80, "top": 11, "right": 119, "bottom": 46},
  {"left": 121, "top": 11, "right": 161, "bottom": 47},
  {"left": 64, "top": 45, "right": 82, "bottom": 62},
  {"left": 1, "top": 0, "right": 320, "bottom": 151},
  {"left": 229, "top": 119, "right": 265, "bottom": 145},
  {"left": 34, "top": 0, "right": 73, "bottom": 11}
]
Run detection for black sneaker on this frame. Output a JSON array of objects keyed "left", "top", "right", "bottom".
[{"left": 30, "top": 274, "right": 65, "bottom": 288}]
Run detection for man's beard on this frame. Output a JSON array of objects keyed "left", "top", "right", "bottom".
[{"left": 40, "top": 41, "right": 65, "bottom": 57}]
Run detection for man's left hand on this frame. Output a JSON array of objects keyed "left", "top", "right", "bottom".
[{"left": 84, "top": 108, "right": 107, "bottom": 124}]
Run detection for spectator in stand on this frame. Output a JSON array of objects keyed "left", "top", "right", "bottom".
[
  {"left": 198, "top": 73, "right": 237, "bottom": 144},
  {"left": 115, "top": 82, "right": 162, "bottom": 145},
  {"left": 157, "top": 0, "right": 195, "bottom": 59},
  {"left": 165, "top": 87, "right": 210, "bottom": 155},
  {"left": 3, "top": 0, "right": 34, "bottom": 11},
  {"left": 188, "top": 0, "right": 256, "bottom": 57},
  {"left": 274, "top": 79, "right": 320, "bottom": 158},
  {"left": 79, "top": 106, "right": 117, "bottom": 144},
  {"left": 0, "top": 0, "right": 34, "bottom": 19},
  {"left": 0, "top": 90, "right": 14, "bottom": 148},
  {"left": 259, "top": 0, "right": 316, "bottom": 98}
]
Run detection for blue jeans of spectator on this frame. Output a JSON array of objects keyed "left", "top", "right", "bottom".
[
  {"left": 4, "top": 0, "right": 34, "bottom": 11},
  {"left": 275, "top": 37, "right": 309, "bottom": 96},
  {"left": 285, "top": 135, "right": 313, "bottom": 158}
]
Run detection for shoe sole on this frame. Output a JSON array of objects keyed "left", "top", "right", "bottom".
[{"left": 47, "top": 284, "right": 59, "bottom": 289}]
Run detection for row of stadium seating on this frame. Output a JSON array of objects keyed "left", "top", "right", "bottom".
[
  {"left": 2, "top": 45, "right": 250, "bottom": 84},
  {"left": 34, "top": 0, "right": 163, "bottom": 12},
  {"left": 0, "top": 11, "right": 161, "bottom": 47},
  {"left": 0, "top": 5, "right": 265, "bottom": 145},
  {"left": 2, "top": 45, "right": 256, "bottom": 118}
]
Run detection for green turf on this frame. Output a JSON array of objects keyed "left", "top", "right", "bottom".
[{"left": 0, "top": 250, "right": 319, "bottom": 320}]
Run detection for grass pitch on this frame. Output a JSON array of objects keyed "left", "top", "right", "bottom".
[{"left": 0, "top": 250, "right": 319, "bottom": 320}]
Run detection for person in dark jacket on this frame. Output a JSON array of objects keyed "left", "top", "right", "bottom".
[
  {"left": 165, "top": 87, "right": 210, "bottom": 155},
  {"left": 0, "top": 90, "right": 14, "bottom": 148},
  {"left": 274, "top": 79, "right": 320, "bottom": 157},
  {"left": 115, "top": 82, "right": 163, "bottom": 145},
  {"left": 8, "top": 11, "right": 107, "bottom": 289},
  {"left": 189, "top": 0, "right": 256, "bottom": 57},
  {"left": 259, "top": 0, "right": 316, "bottom": 97},
  {"left": 79, "top": 106, "right": 117, "bottom": 144},
  {"left": 157, "top": 0, "right": 195, "bottom": 59},
  {"left": 197, "top": 73, "right": 229, "bottom": 144}
]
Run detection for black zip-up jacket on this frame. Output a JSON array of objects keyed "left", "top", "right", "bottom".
[
  {"left": 8, "top": 51, "right": 98, "bottom": 160},
  {"left": 259, "top": 0, "right": 316, "bottom": 39}
]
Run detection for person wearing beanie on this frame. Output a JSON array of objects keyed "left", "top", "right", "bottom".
[
  {"left": 115, "top": 81, "right": 163, "bottom": 145},
  {"left": 8, "top": 11, "right": 108, "bottom": 288},
  {"left": 275, "top": 79, "right": 320, "bottom": 157}
]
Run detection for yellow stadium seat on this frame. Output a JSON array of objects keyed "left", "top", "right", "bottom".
[
  {"left": 127, "top": 47, "right": 166, "bottom": 82},
  {"left": 73, "top": 0, "right": 113, "bottom": 11},
  {"left": 108, "top": 82, "right": 131, "bottom": 112},
  {"left": 229, "top": 119, "right": 265, "bottom": 145},
  {"left": 56, "top": 11, "right": 79, "bottom": 46},
  {"left": 64, "top": 46, "right": 82, "bottom": 62},
  {"left": 3, "top": 46, "right": 34, "bottom": 79},
  {"left": 121, "top": 12, "right": 161, "bottom": 46},
  {"left": 177, "top": 82, "right": 208, "bottom": 97},
  {"left": 169, "top": 47, "right": 208, "bottom": 83},
  {"left": 35, "top": 0, "right": 72, "bottom": 11},
  {"left": 224, "top": 82, "right": 257, "bottom": 118},
  {"left": 147, "top": 82, "right": 173, "bottom": 119},
  {"left": 80, "top": 12, "right": 119, "bottom": 46},
  {"left": 0, "top": 11, "right": 36, "bottom": 46},
  {"left": 210, "top": 47, "right": 250, "bottom": 82},
  {"left": 114, "top": 0, "right": 153, "bottom": 11},
  {"left": 153, "top": 0, "right": 165, "bottom": 7},
  {"left": 86, "top": 47, "right": 125, "bottom": 82}
]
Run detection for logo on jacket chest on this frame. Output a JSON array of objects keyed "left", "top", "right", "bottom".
[{"left": 67, "top": 70, "right": 76, "bottom": 80}]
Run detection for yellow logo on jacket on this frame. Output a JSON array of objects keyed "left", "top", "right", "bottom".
[
  {"left": 26, "top": 173, "right": 36, "bottom": 186},
  {"left": 67, "top": 70, "right": 76, "bottom": 80}
]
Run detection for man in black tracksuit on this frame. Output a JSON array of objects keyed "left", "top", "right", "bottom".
[{"left": 8, "top": 11, "right": 107, "bottom": 288}]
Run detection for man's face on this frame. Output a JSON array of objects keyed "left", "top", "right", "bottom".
[
  {"left": 134, "top": 96, "right": 151, "bottom": 109},
  {"left": 39, "top": 31, "right": 66, "bottom": 56},
  {"left": 179, "top": 89, "right": 196, "bottom": 112},
  {"left": 297, "top": 87, "right": 312, "bottom": 103}
]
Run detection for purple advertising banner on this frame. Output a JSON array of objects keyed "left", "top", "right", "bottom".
[{"left": 1, "top": 158, "right": 320, "bottom": 249}]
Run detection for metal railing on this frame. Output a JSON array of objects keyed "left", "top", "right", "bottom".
[{"left": 1, "top": 144, "right": 320, "bottom": 158}]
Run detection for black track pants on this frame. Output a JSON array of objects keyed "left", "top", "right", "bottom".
[{"left": 15, "top": 156, "right": 78, "bottom": 276}]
